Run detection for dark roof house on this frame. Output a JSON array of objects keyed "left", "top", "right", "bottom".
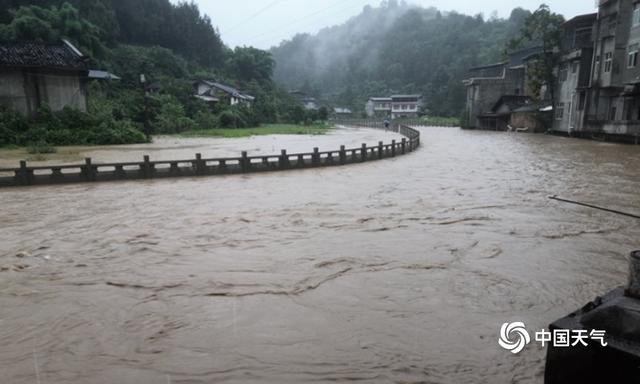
[
  {"left": 0, "top": 40, "right": 90, "bottom": 115},
  {"left": 195, "top": 80, "right": 255, "bottom": 106}
]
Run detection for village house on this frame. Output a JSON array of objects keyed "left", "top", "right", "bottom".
[
  {"left": 289, "top": 91, "right": 319, "bottom": 110},
  {"left": 463, "top": 46, "right": 543, "bottom": 130},
  {"left": 365, "top": 97, "right": 392, "bottom": 117},
  {"left": 194, "top": 80, "right": 255, "bottom": 107},
  {"left": 333, "top": 107, "right": 353, "bottom": 118},
  {"left": 0, "top": 40, "right": 90, "bottom": 116},
  {"left": 466, "top": 0, "right": 640, "bottom": 142}
]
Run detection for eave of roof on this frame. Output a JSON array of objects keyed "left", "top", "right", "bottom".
[{"left": 0, "top": 40, "right": 88, "bottom": 71}]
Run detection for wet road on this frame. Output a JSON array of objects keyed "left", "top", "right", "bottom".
[{"left": 1, "top": 127, "right": 639, "bottom": 383}]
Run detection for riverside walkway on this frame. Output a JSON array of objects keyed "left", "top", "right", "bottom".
[{"left": 0, "top": 122, "right": 420, "bottom": 188}]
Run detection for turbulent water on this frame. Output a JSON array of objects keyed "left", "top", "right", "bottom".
[{"left": 1, "top": 127, "right": 639, "bottom": 384}]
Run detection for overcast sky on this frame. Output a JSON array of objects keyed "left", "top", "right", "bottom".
[{"left": 184, "top": 0, "right": 598, "bottom": 49}]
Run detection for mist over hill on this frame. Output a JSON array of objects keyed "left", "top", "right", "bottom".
[{"left": 271, "top": 1, "right": 532, "bottom": 117}]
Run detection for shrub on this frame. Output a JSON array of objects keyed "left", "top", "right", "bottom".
[
  {"left": 0, "top": 105, "right": 148, "bottom": 147},
  {"left": 194, "top": 111, "right": 219, "bottom": 130},
  {"left": 26, "top": 141, "right": 57, "bottom": 154}
]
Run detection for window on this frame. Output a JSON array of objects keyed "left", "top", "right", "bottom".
[
  {"left": 571, "top": 62, "right": 579, "bottom": 74},
  {"left": 610, "top": 106, "right": 617, "bottom": 120},
  {"left": 559, "top": 64, "right": 568, "bottom": 81},
  {"left": 604, "top": 52, "right": 613, "bottom": 73},
  {"left": 628, "top": 44, "right": 639, "bottom": 68},
  {"left": 578, "top": 92, "right": 586, "bottom": 111},
  {"left": 556, "top": 103, "right": 565, "bottom": 119},
  {"left": 634, "top": 4, "right": 640, "bottom": 27},
  {"left": 595, "top": 55, "right": 601, "bottom": 74}
]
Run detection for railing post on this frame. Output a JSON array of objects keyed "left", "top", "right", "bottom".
[
  {"left": 241, "top": 151, "right": 249, "bottom": 173},
  {"left": 391, "top": 140, "right": 396, "bottom": 157},
  {"left": 401, "top": 138, "right": 406, "bottom": 154},
  {"left": 194, "top": 153, "right": 206, "bottom": 175},
  {"left": 218, "top": 159, "right": 227, "bottom": 174},
  {"left": 16, "top": 160, "right": 32, "bottom": 186},
  {"left": 378, "top": 141, "right": 384, "bottom": 159},
  {"left": 361, "top": 143, "right": 367, "bottom": 162},
  {"left": 279, "top": 150, "right": 289, "bottom": 169},
  {"left": 140, "top": 155, "right": 153, "bottom": 178},
  {"left": 83, "top": 157, "right": 96, "bottom": 181},
  {"left": 339, "top": 145, "right": 346, "bottom": 165},
  {"left": 312, "top": 147, "right": 320, "bottom": 166}
]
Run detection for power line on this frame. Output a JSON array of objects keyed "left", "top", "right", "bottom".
[
  {"left": 244, "top": 0, "right": 364, "bottom": 46},
  {"left": 225, "top": 0, "right": 284, "bottom": 33}
]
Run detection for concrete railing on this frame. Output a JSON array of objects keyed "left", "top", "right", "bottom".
[{"left": 0, "top": 123, "right": 420, "bottom": 188}]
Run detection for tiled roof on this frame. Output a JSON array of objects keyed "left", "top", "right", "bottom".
[
  {"left": 0, "top": 40, "right": 88, "bottom": 71},
  {"left": 203, "top": 80, "right": 255, "bottom": 101}
]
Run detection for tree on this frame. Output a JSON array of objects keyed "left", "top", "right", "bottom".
[
  {"left": 508, "top": 4, "right": 565, "bottom": 104},
  {"left": 0, "top": 2, "right": 107, "bottom": 58},
  {"left": 318, "top": 106, "right": 329, "bottom": 121},
  {"left": 226, "top": 47, "right": 275, "bottom": 85}
]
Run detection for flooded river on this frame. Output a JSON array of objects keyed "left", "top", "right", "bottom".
[{"left": 1, "top": 127, "right": 639, "bottom": 383}]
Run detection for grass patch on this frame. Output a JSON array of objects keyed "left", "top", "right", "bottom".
[
  {"left": 178, "top": 123, "right": 333, "bottom": 138},
  {"left": 26, "top": 142, "right": 57, "bottom": 154}
]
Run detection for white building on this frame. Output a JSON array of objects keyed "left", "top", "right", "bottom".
[
  {"left": 391, "top": 95, "right": 422, "bottom": 119},
  {"left": 365, "top": 97, "right": 392, "bottom": 117}
]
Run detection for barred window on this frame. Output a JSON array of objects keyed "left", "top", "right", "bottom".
[{"left": 628, "top": 44, "right": 639, "bottom": 68}]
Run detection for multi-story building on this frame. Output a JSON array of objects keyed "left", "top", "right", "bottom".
[
  {"left": 365, "top": 97, "right": 392, "bottom": 117},
  {"left": 553, "top": 13, "right": 598, "bottom": 134},
  {"left": 582, "top": 0, "right": 640, "bottom": 140},
  {"left": 390, "top": 95, "right": 422, "bottom": 119}
]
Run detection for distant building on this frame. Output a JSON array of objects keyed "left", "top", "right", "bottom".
[
  {"left": 0, "top": 40, "right": 89, "bottom": 116},
  {"left": 333, "top": 107, "right": 353, "bottom": 117},
  {"left": 391, "top": 95, "right": 422, "bottom": 119},
  {"left": 290, "top": 91, "right": 319, "bottom": 110},
  {"left": 195, "top": 80, "right": 254, "bottom": 107},
  {"left": 463, "top": 46, "right": 544, "bottom": 130},
  {"left": 365, "top": 97, "right": 392, "bottom": 117}
]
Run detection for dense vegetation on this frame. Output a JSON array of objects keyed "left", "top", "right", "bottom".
[
  {"left": 0, "top": 0, "right": 308, "bottom": 147},
  {"left": 271, "top": 1, "right": 533, "bottom": 118}
]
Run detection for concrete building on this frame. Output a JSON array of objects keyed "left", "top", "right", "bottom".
[
  {"left": 463, "top": 46, "right": 543, "bottom": 130},
  {"left": 365, "top": 97, "right": 392, "bottom": 117},
  {"left": 582, "top": 0, "right": 640, "bottom": 140},
  {"left": 0, "top": 40, "right": 89, "bottom": 116},
  {"left": 390, "top": 95, "right": 422, "bottom": 119},
  {"left": 195, "top": 80, "right": 254, "bottom": 107},
  {"left": 552, "top": 13, "right": 598, "bottom": 134}
]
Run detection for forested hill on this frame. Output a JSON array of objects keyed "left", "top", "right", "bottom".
[
  {"left": 0, "top": 0, "right": 226, "bottom": 68},
  {"left": 271, "top": 1, "right": 532, "bottom": 117}
]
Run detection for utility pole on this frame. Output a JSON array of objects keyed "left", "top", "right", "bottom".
[{"left": 140, "top": 72, "right": 151, "bottom": 140}]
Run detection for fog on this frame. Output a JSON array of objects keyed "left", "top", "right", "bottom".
[{"left": 183, "top": 0, "right": 598, "bottom": 49}]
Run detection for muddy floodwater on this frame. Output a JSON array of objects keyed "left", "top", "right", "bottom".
[{"left": 1, "top": 127, "right": 639, "bottom": 383}]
